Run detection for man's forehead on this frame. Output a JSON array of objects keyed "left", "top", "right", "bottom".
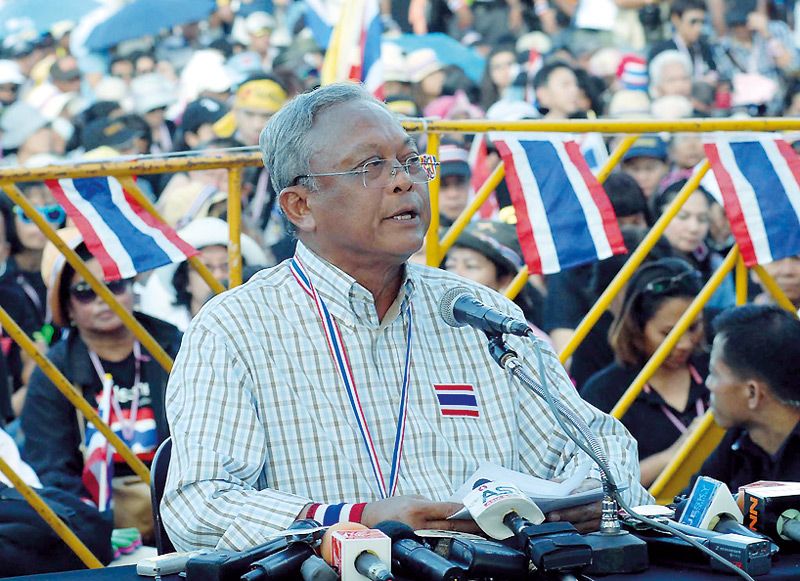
[{"left": 312, "top": 101, "right": 415, "bottom": 157}]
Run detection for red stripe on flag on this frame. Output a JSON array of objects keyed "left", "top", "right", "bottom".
[
  {"left": 703, "top": 144, "right": 758, "bottom": 266},
  {"left": 440, "top": 409, "right": 480, "bottom": 418},
  {"left": 433, "top": 384, "right": 474, "bottom": 391},
  {"left": 46, "top": 179, "right": 122, "bottom": 280},
  {"left": 563, "top": 141, "right": 626, "bottom": 255},
  {"left": 775, "top": 139, "right": 800, "bottom": 193},
  {"left": 121, "top": 188, "right": 199, "bottom": 258},
  {"left": 494, "top": 140, "right": 543, "bottom": 274}
]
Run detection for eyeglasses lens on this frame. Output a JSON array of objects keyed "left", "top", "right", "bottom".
[
  {"left": 362, "top": 155, "right": 438, "bottom": 188},
  {"left": 70, "top": 279, "right": 131, "bottom": 303}
]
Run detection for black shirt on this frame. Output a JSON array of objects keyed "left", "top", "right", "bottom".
[
  {"left": 582, "top": 355, "right": 709, "bottom": 460},
  {"left": 542, "top": 264, "right": 594, "bottom": 334},
  {"left": 692, "top": 421, "right": 800, "bottom": 493}
]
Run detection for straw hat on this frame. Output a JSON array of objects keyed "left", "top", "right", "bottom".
[{"left": 40, "top": 226, "right": 84, "bottom": 327}]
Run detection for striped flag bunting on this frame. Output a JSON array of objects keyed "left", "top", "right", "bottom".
[
  {"left": 47, "top": 177, "right": 198, "bottom": 281},
  {"left": 319, "top": 0, "right": 383, "bottom": 98},
  {"left": 491, "top": 133, "right": 626, "bottom": 275},
  {"left": 704, "top": 133, "right": 800, "bottom": 267},
  {"left": 433, "top": 384, "right": 480, "bottom": 418}
]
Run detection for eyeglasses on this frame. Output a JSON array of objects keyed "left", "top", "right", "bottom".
[
  {"left": 643, "top": 269, "right": 701, "bottom": 294},
  {"left": 69, "top": 279, "right": 132, "bottom": 304},
  {"left": 292, "top": 154, "right": 439, "bottom": 189},
  {"left": 13, "top": 204, "right": 66, "bottom": 225}
]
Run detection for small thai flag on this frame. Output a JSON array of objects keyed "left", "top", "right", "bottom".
[
  {"left": 434, "top": 384, "right": 480, "bottom": 418},
  {"left": 47, "top": 176, "right": 198, "bottom": 281},
  {"left": 492, "top": 133, "right": 626, "bottom": 275},
  {"left": 704, "top": 133, "right": 800, "bottom": 267}
]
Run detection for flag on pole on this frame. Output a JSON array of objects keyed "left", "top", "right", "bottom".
[
  {"left": 579, "top": 133, "right": 609, "bottom": 174},
  {"left": 320, "top": 0, "right": 383, "bottom": 98},
  {"left": 82, "top": 374, "right": 114, "bottom": 512},
  {"left": 492, "top": 133, "right": 626, "bottom": 275},
  {"left": 704, "top": 132, "right": 800, "bottom": 267},
  {"left": 47, "top": 177, "right": 198, "bottom": 281}
]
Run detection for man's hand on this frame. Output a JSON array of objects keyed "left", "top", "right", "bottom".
[
  {"left": 545, "top": 478, "right": 603, "bottom": 533},
  {"left": 361, "top": 495, "right": 482, "bottom": 533}
]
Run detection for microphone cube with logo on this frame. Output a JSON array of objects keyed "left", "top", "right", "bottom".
[
  {"left": 742, "top": 482, "right": 800, "bottom": 545},
  {"left": 462, "top": 480, "right": 544, "bottom": 539},
  {"left": 330, "top": 529, "right": 392, "bottom": 581}
]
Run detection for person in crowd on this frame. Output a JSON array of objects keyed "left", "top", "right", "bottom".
[
  {"left": 0, "top": 59, "right": 25, "bottom": 110},
  {"left": 138, "top": 217, "right": 268, "bottom": 332},
  {"left": 21, "top": 228, "right": 182, "bottom": 542},
  {"left": 437, "top": 140, "right": 473, "bottom": 227},
  {"left": 753, "top": 254, "right": 800, "bottom": 311},
  {"left": 213, "top": 76, "right": 288, "bottom": 147},
  {"left": 533, "top": 60, "right": 581, "bottom": 119},
  {"left": 0, "top": 101, "right": 67, "bottom": 167},
  {"left": 445, "top": 220, "right": 545, "bottom": 329},
  {"left": 130, "top": 73, "right": 178, "bottom": 154},
  {"left": 649, "top": 50, "right": 693, "bottom": 99},
  {"left": 693, "top": 305, "right": 800, "bottom": 490},
  {"left": 582, "top": 257, "right": 708, "bottom": 487},
  {"left": 479, "top": 45, "right": 519, "bottom": 111},
  {"left": 621, "top": 135, "right": 670, "bottom": 199},
  {"left": 649, "top": 0, "right": 717, "bottom": 82},
  {"left": 162, "top": 82, "right": 650, "bottom": 552},
  {"left": 649, "top": 179, "right": 735, "bottom": 310},
  {"left": 174, "top": 97, "right": 229, "bottom": 152}
]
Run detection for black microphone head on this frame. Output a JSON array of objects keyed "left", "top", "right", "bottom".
[
  {"left": 373, "top": 521, "right": 421, "bottom": 543},
  {"left": 439, "top": 286, "right": 472, "bottom": 328}
]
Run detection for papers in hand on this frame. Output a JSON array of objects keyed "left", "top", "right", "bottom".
[{"left": 447, "top": 462, "right": 604, "bottom": 520}]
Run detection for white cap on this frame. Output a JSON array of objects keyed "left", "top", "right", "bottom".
[{"left": 0, "top": 60, "right": 24, "bottom": 85}]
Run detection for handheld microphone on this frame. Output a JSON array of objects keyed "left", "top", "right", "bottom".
[
  {"left": 742, "top": 483, "right": 800, "bottom": 543},
  {"left": 300, "top": 556, "right": 339, "bottom": 581},
  {"left": 241, "top": 542, "right": 315, "bottom": 581},
  {"left": 461, "top": 480, "right": 544, "bottom": 540},
  {"left": 439, "top": 287, "right": 531, "bottom": 337},
  {"left": 320, "top": 523, "right": 394, "bottom": 581},
  {"left": 443, "top": 536, "right": 530, "bottom": 578},
  {"left": 373, "top": 521, "right": 464, "bottom": 581}
]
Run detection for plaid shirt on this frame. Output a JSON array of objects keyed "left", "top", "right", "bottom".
[{"left": 163, "top": 242, "right": 651, "bottom": 551}]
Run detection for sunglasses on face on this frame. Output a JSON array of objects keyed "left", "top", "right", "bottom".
[
  {"left": 643, "top": 269, "right": 702, "bottom": 294},
  {"left": 13, "top": 204, "right": 66, "bottom": 225},
  {"left": 69, "top": 279, "right": 132, "bottom": 304}
]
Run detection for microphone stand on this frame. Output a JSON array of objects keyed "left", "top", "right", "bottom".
[{"left": 484, "top": 334, "right": 649, "bottom": 574}]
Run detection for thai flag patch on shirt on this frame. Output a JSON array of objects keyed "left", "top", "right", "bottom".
[{"left": 433, "top": 384, "right": 480, "bottom": 418}]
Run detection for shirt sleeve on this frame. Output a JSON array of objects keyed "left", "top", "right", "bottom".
[
  {"left": 162, "top": 318, "right": 313, "bottom": 552},
  {"left": 513, "top": 338, "right": 653, "bottom": 508}
]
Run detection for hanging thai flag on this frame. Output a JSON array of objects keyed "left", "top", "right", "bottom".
[
  {"left": 46, "top": 177, "right": 198, "bottom": 281},
  {"left": 320, "top": 0, "right": 383, "bottom": 98},
  {"left": 304, "top": 0, "right": 335, "bottom": 49},
  {"left": 492, "top": 133, "right": 626, "bottom": 275},
  {"left": 82, "top": 375, "right": 114, "bottom": 512},
  {"left": 467, "top": 134, "right": 500, "bottom": 219},
  {"left": 704, "top": 133, "right": 800, "bottom": 267}
]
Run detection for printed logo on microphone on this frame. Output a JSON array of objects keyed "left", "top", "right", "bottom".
[{"left": 433, "top": 384, "right": 480, "bottom": 418}]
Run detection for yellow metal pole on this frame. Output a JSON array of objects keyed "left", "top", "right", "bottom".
[
  {"left": 438, "top": 163, "right": 506, "bottom": 264},
  {"left": 2, "top": 183, "right": 173, "bottom": 373},
  {"left": 0, "top": 458, "right": 104, "bottom": 569},
  {"left": 752, "top": 264, "right": 798, "bottom": 313},
  {"left": 735, "top": 255, "right": 748, "bottom": 306},
  {"left": 425, "top": 132, "right": 441, "bottom": 267},
  {"left": 611, "top": 246, "right": 739, "bottom": 420},
  {"left": 118, "top": 177, "right": 225, "bottom": 295},
  {"left": 559, "top": 161, "right": 711, "bottom": 364},
  {"left": 227, "top": 167, "right": 243, "bottom": 288},
  {"left": 595, "top": 135, "right": 639, "bottom": 184},
  {"left": 0, "top": 307, "right": 150, "bottom": 484}
]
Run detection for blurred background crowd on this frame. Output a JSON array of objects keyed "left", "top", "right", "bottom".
[{"left": 3, "top": 0, "right": 800, "bottom": 572}]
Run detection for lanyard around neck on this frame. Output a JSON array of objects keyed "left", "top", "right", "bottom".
[
  {"left": 644, "top": 364, "right": 705, "bottom": 434},
  {"left": 88, "top": 341, "right": 142, "bottom": 442},
  {"left": 290, "top": 257, "right": 413, "bottom": 499}
]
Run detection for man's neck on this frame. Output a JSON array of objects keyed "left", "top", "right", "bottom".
[
  {"left": 748, "top": 407, "right": 800, "bottom": 456},
  {"left": 81, "top": 327, "right": 136, "bottom": 362},
  {"left": 14, "top": 248, "right": 42, "bottom": 272}
]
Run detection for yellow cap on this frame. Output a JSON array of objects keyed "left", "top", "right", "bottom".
[{"left": 234, "top": 79, "right": 287, "bottom": 113}]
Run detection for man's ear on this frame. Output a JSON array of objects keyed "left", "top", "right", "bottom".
[
  {"left": 747, "top": 380, "right": 767, "bottom": 411},
  {"left": 279, "top": 184, "right": 316, "bottom": 233}
]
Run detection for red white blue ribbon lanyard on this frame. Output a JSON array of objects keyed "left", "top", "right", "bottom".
[
  {"left": 88, "top": 341, "right": 142, "bottom": 442},
  {"left": 290, "top": 257, "right": 412, "bottom": 499}
]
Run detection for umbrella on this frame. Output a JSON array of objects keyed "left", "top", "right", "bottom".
[
  {"left": 385, "top": 33, "right": 485, "bottom": 85},
  {"left": 0, "top": 0, "right": 103, "bottom": 35},
  {"left": 84, "top": 0, "right": 216, "bottom": 51}
]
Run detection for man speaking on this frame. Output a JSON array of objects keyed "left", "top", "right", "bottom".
[{"left": 162, "top": 83, "right": 651, "bottom": 552}]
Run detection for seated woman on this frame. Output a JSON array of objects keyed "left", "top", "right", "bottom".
[
  {"left": 21, "top": 227, "right": 182, "bottom": 543},
  {"left": 582, "top": 257, "right": 708, "bottom": 487}
]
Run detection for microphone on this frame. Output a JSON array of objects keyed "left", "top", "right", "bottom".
[
  {"left": 742, "top": 483, "right": 800, "bottom": 543},
  {"left": 300, "top": 556, "right": 339, "bottom": 581},
  {"left": 461, "top": 480, "right": 544, "bottom": 539},
  {"left": 320, "top": 522, "right": 394, "bottom": 581},
  {"left": 679, "top": 477, "right": 744, "bottom": 531},
  {"left": 442, "top": 535, "right": 530, "bottom": 578},
  {"left": 241, "top": 542, "right": 315, "bottom": 581},
  {"left": 373, "top": 521, "right": 464, "bottom": 581},
  {"left": 439, "top": 287, "right": 532, "bottom": 337}
]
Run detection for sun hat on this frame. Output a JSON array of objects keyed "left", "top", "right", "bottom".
[
  {"left": 40, "top": 226, "right": 85, "bottom": 327},
  {"left": 453, "top": 220, "right": 525, "bottom": 275}
]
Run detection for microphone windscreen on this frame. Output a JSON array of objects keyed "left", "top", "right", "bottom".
[
  {"left": 319, "top": 522, "right": 367, "bottom": 565},
  {"left": 373, "top": 521, "right": 421, "bottom": 543},
  {"left": 438, "top": 287, "right": 471, "bottom": 328}
]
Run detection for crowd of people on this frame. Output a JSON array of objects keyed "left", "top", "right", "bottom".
[{"left": 1, "top": 0, "right": 800, "bottom": 573}]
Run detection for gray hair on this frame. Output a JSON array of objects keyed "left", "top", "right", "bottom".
[
  {"left": 259, "top": 82, "right": 387, "bottom": 194},
  {"left": 648, "top": 50, "right": 692, "bottom": 97}
]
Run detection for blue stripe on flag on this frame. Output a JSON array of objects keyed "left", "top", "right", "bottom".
[
  {"left": 520, "top": 141, "right": 599, "bottom": 269},
  {"left": 305, "top": 3, "right": 332, "bottom": 49},
  {"left": 730, "top": 142, "right": 800, "bottom": 261},
  {"left": 362, "top": 12, "right": 382, "bottom": 82},
  {"left": 73, "top": 177, "right": 172, "bottom": 271},
  {"left": 436, "top": 394, "right": 478, "bottom": 406}
]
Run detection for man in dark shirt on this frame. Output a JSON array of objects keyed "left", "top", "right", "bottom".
[{"left": 694, "top": 305, "right": 800, "bottom": 492}]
